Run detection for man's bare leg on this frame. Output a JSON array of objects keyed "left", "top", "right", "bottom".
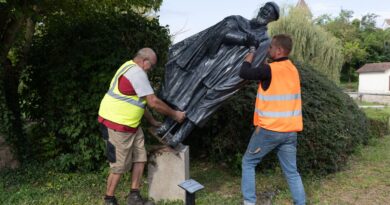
[
  {"left": 106, "top": 173, "right": 122, "bottom": 196},
  {"left": 131, "top": 162, "right": 145, "bottom": 189},
  {"left": 127, "top": 162, "right": 155, "bottom": 204}
]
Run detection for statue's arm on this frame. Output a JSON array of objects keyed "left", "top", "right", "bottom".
[
  {"left": 223, "top": 31, "right": 262, "bottom": 50},
  {"left": 223, "top": 31, "right": 247, "bottom": 45}
]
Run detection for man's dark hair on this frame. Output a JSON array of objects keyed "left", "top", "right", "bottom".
[{"left": 272, "top": 34, "right": 293, "bottom": 55}]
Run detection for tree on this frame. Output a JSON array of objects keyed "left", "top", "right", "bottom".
[
  {"left": 321, "top": 10, "right": 359, "bottom": 42},
  {"left": 384, "top": 29, "right": 390, "bottom": 61},
  {"left": 341, "top": 41, "right": 367, "bottom": 82},
  {"left": 0, "top": 0, "right": 38, "bottom": 159},
  {"left": 315, "top": 10, "right": 389, "bottom": 82},
  {"left": 314, "top": 14, "right": 332, "bottom": 26},
  {"left": 269, "top": 7, "right": 344, "bottom": 82},
  {"left": 360, "top": 13, "right": 378, "bottom": 31},
  {"left": 0, "top": 0, "right": 163, "bottom": 161}
]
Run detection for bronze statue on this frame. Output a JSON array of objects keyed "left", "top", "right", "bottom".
[{"left": 155, "top": 2, "right": 280, "bottom": 147}]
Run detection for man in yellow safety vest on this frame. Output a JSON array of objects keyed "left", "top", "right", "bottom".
[{"left": 98, "top": 48, "right": 185, "bottom": 205}]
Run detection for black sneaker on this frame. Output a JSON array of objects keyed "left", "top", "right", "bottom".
[
  {"left": 127, "top": 192, "right": 155, "bottom": 205},
  {"left": 104, "top": 196, "right": 118, "bottom": 205}
]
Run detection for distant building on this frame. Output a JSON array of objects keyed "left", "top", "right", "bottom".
[
  {"left": 383, "top": 19, "right": 390, "bottom": 30},
  {"left": 357, "top": 62, "right": 390, "bottom": 94},
  {"left": 296, "top": 0, "right": 312, "bottom": 16}
]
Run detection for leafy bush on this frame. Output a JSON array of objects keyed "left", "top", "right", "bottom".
[
  {"left": 363, "top": 108, "right": 390, "bottom": 138},
  {"left": 297, "top": 62, "right": 369, "bottom": 174},
  {"left": 187, "top": 62, "right": 370, "bottom": 175},
  {"left": 368, "top": 118, "right": 390, "bottom": 139},
  {"left": 269, "top": 7, "right": 344, "bottom": 82},
  {"left": 23, "top": 11, "right": 171, "bottom": 171}
]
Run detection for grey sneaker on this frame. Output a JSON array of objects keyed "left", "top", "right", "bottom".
[
  {"left": 127, "top": 192, "right": 155, "bottom": 205},
  {"left": 104, "top": 196, "right": 118, "bottom": 205}
]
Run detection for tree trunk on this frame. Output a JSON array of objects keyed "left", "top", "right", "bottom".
[
  {"left": 0, "top": 12, "right": 25, "bottom": 159},
  {"left": 0, "top": 14, "right": 25, "bottom": 66},
  {"left": 0, "top": 16, "right": 36, "bottom": 161},
  {"left": 17, "top": 17, "right": 35, "bottom": 69},
  {"left": 2, "top": 58, "right": 24, "bottom": 159},
  {"left": 0, "top": 4, "right": 11, "bottom": 39}
]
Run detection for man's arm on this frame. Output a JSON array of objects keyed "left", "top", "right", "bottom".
[
  {"left": 145, "top": 94, "right": 185, "bottom": 123},
  {"left": 239, "top": 52, "right": 271, "bottom": 81},
  {"left": 143, "top": 109, "right": 162, "bottom": 127},
  {"left": 123, "top": 66, "right": 185, "bottom": 123}
]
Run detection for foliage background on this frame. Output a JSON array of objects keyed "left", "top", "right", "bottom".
[
  {"left": 269, "top": 7, "right": 344, "bottom": 83},
  {"left": 0, "top": 1, "right": 383, "bottom": 177},
  {"left": 21, "top": 10, "right": 171, "bottom": 171},
  {"left": 315, "top": 10, "right": 390, "bottom": 82}
]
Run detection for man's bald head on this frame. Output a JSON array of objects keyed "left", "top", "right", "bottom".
[
  {"left": 135, "top": 48, "right": 157, "bottom": 63},
  {"left": 133, "top": 48, "right": 157, "bottom": 71}
]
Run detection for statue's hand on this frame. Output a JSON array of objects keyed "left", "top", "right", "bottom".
[{"left": 245, "top": 33, "right": 260, "bottom": 49}]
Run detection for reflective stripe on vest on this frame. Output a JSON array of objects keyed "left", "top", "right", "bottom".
[
  {"left": 255, "top": 108, "right": 302, "bottom": 118},
  {"left": 257, "top": 93, "right": 301, "bottom": 101},
  {"left": 106, "top": 64, "right": 145, "bottom": 109},
  {"left": 253, "top": 59, "right": 303, "bottom": 132},
  {"left": 106, "top": 90, "right": 145, "bottom": 109}
]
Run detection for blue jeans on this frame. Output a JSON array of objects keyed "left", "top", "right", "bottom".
[{"left": 242, "top": 128, "right": 306, "bottom": 205}]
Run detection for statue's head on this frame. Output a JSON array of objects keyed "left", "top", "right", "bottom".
[{"left": 256, "top": 2, "right": 280, "bottom": 25}]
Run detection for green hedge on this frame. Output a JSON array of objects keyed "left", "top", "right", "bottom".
[
  {"left": 297, "top": 63, "right": 369, "bottom": 174},
  {"left": 364, "top": 108, "right": 390, "bottom": 138},
  {"left": 23, "top": 11, "right": 171, "bottom": 171}
]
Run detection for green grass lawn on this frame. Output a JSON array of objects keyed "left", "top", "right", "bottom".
[
  {"left": 339, "top": 82, "right": 358, "bottom": 92},
  {"left": 2, "top": 135, "right": 390, "bottom": 205},
  {"left": 1, "top": 106, "right": 389, "bottom": 205},
  {"left": 363, "top": 107, "right": 390, "bottom": 117},
  {"left": 303, "top": 136, "right": 390, "bottom": 205},
  {"left": 355, "top": 100, "right": 387, "bottom": 106}
]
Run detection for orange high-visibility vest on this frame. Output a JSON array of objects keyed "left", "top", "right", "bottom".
[{"left": 253, "top": 59, "right": 303, "bottom": 132}]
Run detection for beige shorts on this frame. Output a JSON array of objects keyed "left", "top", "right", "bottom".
[{"left": 106, "top": 128, "right": 147, "bottom": 174}]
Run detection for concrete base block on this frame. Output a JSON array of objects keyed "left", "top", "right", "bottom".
[{"left": 148, "top": 145, "right": 189, "bottom": 202}]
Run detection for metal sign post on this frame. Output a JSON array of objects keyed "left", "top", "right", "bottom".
[{"left": 178, "top": 179, "right": 204, "bottom": 205}]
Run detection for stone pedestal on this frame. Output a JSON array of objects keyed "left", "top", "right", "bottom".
[{"left": 148, "top": 145, "right": 189, "bottom": 202}]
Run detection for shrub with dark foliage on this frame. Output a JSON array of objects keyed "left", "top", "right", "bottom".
[
  {"left": 297, "top": 62, "right": 369, "bottom": 174},
  {"left": 24, "top": 11, "right": 170, "bottom": 171}
]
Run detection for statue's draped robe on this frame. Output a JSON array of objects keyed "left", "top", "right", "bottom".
[{"left": 160, "top": 15, "right": 271, "bottom": 126}]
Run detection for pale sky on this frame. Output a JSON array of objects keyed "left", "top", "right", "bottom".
[{"left": 158, "top": 0, "right": 390, "bottom": 42}]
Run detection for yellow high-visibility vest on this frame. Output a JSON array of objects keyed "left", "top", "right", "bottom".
[
  {"left": 253, "top": 60, "right": 303, "bottom": 132},
  {"left": 98, "top": 61, "right": 146, "bottom": 128}
]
